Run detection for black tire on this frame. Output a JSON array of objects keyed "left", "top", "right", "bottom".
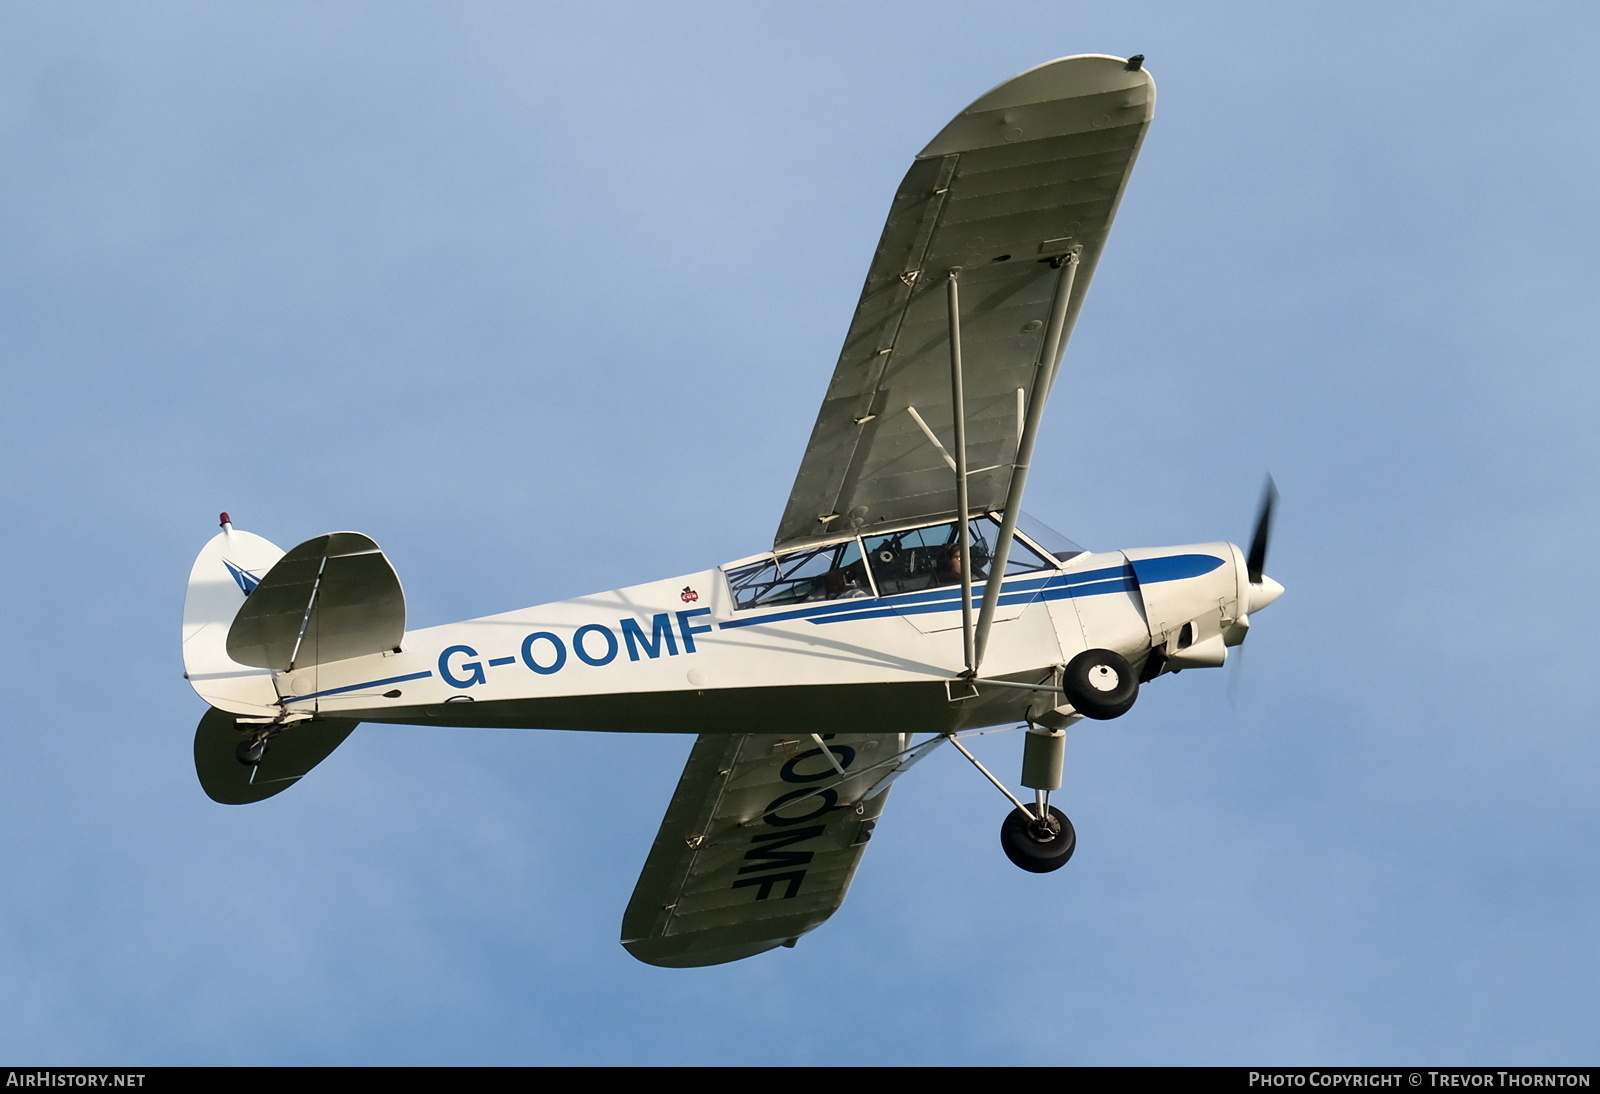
[
  {"left": 1062, "top": 648, "right": 1138, "bottom": 720},
  {"left": 1000, "top": 805, "right": 1076, "bottom": 873},
  {"left": 235, "top": 738, "right": 265, "bottom": 767}
]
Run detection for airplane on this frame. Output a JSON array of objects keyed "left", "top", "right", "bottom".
[{"left": 180, "top": 54, "right": 1284, "bottom": 969}]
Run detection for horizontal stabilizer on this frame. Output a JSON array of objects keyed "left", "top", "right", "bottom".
[
  {"left": 193, "top": 706, "right": 359, "bottom": 804},
  {"left": 622, "top": 731, "right": 899, "bottom": 967},
  {"left": 226, "top": 532, "right": 405, "bottom": 671}
]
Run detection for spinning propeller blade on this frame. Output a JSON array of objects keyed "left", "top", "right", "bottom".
[
  {"left": 1246, "top": 476, "right": 1277, "bottom": 585},
  {"left": 1230, "top": 475, "right": 1279, "bottom": 706}
]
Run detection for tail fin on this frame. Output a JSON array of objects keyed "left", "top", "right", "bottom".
[{"left": 182, "top": 515, "right": 284, "bottom": 716}]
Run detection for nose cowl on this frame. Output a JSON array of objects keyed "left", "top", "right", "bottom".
[{"left": 1247, "top": 575, "right": 1284, "bottom": 615}]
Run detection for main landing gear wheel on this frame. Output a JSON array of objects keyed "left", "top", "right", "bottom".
[
  {"left": 235, "top": 738, "right": 266, "bottom": 766},
  {"left": 1000, "top": 804, "right": 1076, "bottom": 873},
  {"left": 1061, "top": 648, "right": 1138, "bottom": 720}
]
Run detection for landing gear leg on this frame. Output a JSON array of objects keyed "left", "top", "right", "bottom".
[{"left": 230, "top": 713, "right": 313, "bottom": 768}]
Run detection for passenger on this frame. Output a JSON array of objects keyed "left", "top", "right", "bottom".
[{"left": 823, "top": 568, "right": 870, "bottom": 600}]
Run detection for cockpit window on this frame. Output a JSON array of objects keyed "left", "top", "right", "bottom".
[
  {"left": 726, "top": 539, "right": 871, "bottom": 609},
  {"left": 863, "top": 519, "right": 993, "bottom": 597},
  {"left": 727, "top": 515, "right": 1064, "bottom": 611},
  {"left": 860, "top": 516, "right": 1054, "bottom": 598}
]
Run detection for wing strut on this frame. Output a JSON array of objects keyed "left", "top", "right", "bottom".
[
  {"left": 947, "top": 734, "right": 1037, "bottom": 819},
  {"left": 971, "top": 249, "right": 1082, "bottom": 673},
  {"left": 947, "top": 272, "right": 977, "bottom": 677}
]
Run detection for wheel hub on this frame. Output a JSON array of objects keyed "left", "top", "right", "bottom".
[
  {"left": 1087, "top": 664, "right": 1119, "bottom": 692},
  {"left": 1026, "top": 815, "right": 1062, "bottom": 843}
]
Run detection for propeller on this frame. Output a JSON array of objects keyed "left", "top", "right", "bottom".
[
  {"left": 1246, "top": 475, "right": 1277, "bottom": 585},
  {"left": 1230, "top": 475, "right": 1282, "bottom": 708}
]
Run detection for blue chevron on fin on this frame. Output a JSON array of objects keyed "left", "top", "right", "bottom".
[{"left": 222, "top": 559, "right": 262, "bottom": 596}]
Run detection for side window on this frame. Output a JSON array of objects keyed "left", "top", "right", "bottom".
[
  {"left": 863, "top": 519, "right": 995, "bottom": 596},
  {"left": 861, "top": 517, "right": 1058, "bottom": 598},
  {"left": 726, "top": 540, "right": 872, "bottom": 610}
]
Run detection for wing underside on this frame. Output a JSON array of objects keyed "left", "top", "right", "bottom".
[
  {"left": 776, "top": 55, "right": 1155, "bottom": 551},
  {"left": 622, "top": 731, "right": 907, "bottom": 967},
  {"left": 192, "top": 706, "right": 359, "bottom": 805}
]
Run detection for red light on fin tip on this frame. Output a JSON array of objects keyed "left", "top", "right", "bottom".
[{"left": 219, "top": 512, "right": 232, "bottom": 528}]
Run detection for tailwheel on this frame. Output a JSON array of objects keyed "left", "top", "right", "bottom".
[
  {"left": 235, "top": 735, "right": 267, "bottom": 767},
  {"left": 1000, "top": 804, "right": 1076, "bottom": 873}
]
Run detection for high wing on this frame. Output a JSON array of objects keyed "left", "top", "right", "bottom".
[
  {"left": 776, "top": 55, "right": 1155, "bottom": 551},
  {"left": 622, "top": 731, "right": 907, "bottom": 967}
]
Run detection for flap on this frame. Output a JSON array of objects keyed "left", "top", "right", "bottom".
[{"left": 225, "top": 532, "right": 405, "bottom": 671}]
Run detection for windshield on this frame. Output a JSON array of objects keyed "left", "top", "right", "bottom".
[{"left": 1016, "top": 512, "right": 1085, "bottom": 561}]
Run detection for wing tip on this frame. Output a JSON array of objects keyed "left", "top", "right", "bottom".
[
  {"left": 917, "top": 54, "right": 1156, "bottom": 160},
  {"left": 621, "top": 935, "right": 793, "bottom": 968}
]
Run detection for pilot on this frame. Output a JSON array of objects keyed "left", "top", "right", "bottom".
[{"left": 936, "top": 546, "right": 965, "bottom": 586}]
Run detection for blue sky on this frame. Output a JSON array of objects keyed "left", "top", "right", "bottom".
[{"left": 3, "top": 2, "right": 1598, "bottom": 1065}]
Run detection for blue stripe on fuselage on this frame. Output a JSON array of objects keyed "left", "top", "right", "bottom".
[
  {"left": 1129, "top": 553, "right": 1226, "bottom": 584},
  {"left": 282, "top": 669, "right": 434, "bottom": 704}
]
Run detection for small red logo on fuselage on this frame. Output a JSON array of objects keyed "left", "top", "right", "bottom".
[{"left": 680, "top": 587, "right": 699, "bottom": 603}]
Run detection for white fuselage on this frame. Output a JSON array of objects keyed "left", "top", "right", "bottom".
[{"left": 194, "top": 540, "right": 1254, "bottom": 736}]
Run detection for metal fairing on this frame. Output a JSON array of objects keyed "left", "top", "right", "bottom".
[
  {"left": 1123, "top": 543, "right": 1242, "bottom": 653},
  {"left": 1045, "top": 555, "right": 1147, "bottom": 666}
]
